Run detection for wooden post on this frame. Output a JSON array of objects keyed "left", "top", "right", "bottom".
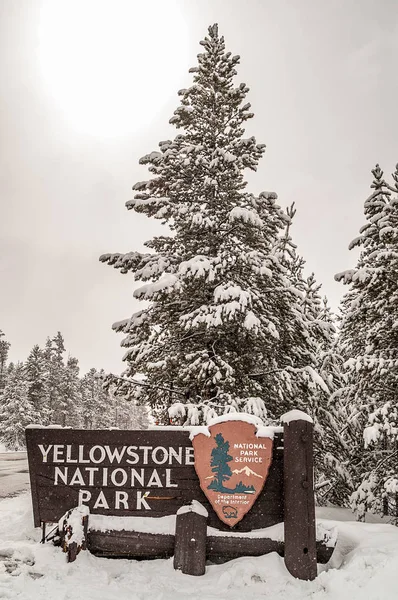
[
  {"left": 40, "top": 522, "right": 46, "bottom": 544},
  {"left": 59, "top": 506, "right": 89, "bottom": 563},
  {"left": 67, "top": 541, "right": 78, "bottom": 563},
  {"left": 283, "top": 414, "right": 317, "bottom": 580},
  {"left": 174, "top": 501, "right": 208, "bottom": 576},
  {"left": 67, "top": 514, "right": 88, "bottom": 562}
]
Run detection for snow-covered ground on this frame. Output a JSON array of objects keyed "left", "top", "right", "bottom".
[{"left": 0, "top": 494, "right": 397, "bottom": 600}]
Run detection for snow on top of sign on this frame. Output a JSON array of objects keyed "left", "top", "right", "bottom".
[
  {"left": 208, "top": 521, "right": 337, "bottom": 546},
  {"left": 188, "top": 426, "right": 211, "bottom": 440},
  {"left": 208, "top": 522, "right": 284, "bottom": 541},
  {"left": 187, "top": 413, "right": 278, "bottom": 440},
  {"left": 148, "top": 424, "right": 211, "bottom": 440},
  {"left": 176, "top": 500, "right": 208, "bottom": 518},
  {"left": 208, "top": 413, "right": 264, "bottom": 427},
  {"left": 148, "top": 425, "right": 185, "bottom": 430},
  {"left": 148, "top": 424, "right": 211, "bottom": 437},
  {"left": 150, "top": 422, "right": 276, "bottom": 441},
  {"left": 25, "top": 424, "right": 68, "bottom": 429},
  {"left": 256, "top": 426, "right": 282, "bottom": 438},
  {"left": 89, "top": 513, "right": 176, "bottom": 535},
  {"left": 280, "top": 410, "right": 313, "bottom": 425}
]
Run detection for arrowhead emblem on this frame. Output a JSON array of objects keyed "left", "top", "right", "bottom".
[{"left": 192, "top": 418, "right": 273, "bottom": 526}]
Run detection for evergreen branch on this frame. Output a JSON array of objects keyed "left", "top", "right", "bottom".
[
  {"left": 339, "top": 411, "right": 363, "bottom": 435},
  {"left": 315, "top": 480, "right": 331, "bottom": 490},
  {"left": 248, "top": 368, "right": 284, "bottom": 378},
  {"left": 106, "top": 374, "right": 186, "bottom": 398},
  {"left": 371, "top": 449, "right": 398, "bottom": 476},
  {"left": 220, "top": 225, "right": 240, "bottom": 237}
]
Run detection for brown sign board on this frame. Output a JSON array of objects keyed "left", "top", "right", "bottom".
[
  {"left": 26, "top": 417, "right": 328, "bottom": 581},
  {"left": 25, "top": 427, "right": 284, "bottom": 531},
  {"left": 192, "top": 420, "right": 273, "bottom": 526}
]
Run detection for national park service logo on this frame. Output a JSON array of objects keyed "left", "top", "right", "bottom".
[{"left": 192, "top": 419, "right": 273, "bottom": 526}]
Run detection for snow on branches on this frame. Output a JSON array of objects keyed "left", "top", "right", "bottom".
[
  {"left": 336, "top": 163, "right": 398, "bottom": 522},
  {"left": 101, "top": 24, "right": 328, "bottom": 426}
]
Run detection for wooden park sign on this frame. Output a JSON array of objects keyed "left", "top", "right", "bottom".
[{"left": 25, "top": 412, "right": 336, "bottom": 580}]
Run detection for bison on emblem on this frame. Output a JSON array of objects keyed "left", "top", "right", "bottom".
[{"left": 222, "top": 505, "right": 238, "bottom": 519}]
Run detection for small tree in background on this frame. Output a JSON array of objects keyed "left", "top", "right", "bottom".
[
  {"left": 109, "top": 384, "right": 150, "bottom": 429},
  {"left": 24, "top": 345, "right": 48, "bottom": 422},
  {"left": 0, "top": 329, "right": 10, "bottom": 392},
  {"left": 81, "top": 368, "right": 112, "bottom": 428},
  {"left": 0, "top": 362, "right": 38, "bottom": 449},
  {"left": 61, "top": 356, "right": 81, "bottom": 427},
  {"left": 43, "top": 332, "right": 67, "bottom": 424}
]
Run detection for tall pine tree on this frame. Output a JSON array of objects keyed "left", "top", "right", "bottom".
[
  {"left": 101, "top": 25, "right": 325, "bottom": 424},
  {"left": 336, "top": 164, "right": 398, "bottom": 521}
]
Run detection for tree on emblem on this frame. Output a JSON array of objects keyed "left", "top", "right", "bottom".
[{"left": 208, "top": 433, "right": 233, "bottom": 492}]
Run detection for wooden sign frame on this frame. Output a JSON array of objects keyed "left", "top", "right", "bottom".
[{"left": 26, "top": 415, "right": 333, "bottom": 580}]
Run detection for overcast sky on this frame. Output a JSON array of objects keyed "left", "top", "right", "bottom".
[{"left": 1, "top": 0, "right": 398, "bottom": 374}]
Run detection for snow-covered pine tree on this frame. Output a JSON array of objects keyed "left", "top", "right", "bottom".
[
  {"left": 0, "top": 362, "right": 38, "bottom": 449},
  {"left": 271, "top": 208, "right": 350, "bottom": 503},
  {"left": 80, "top": 368, "right": 148, "bottom": 429},
  {"left": 307, "top": 291, "right": 352, "bottom": 506},
  {"left": 61, "top": 355, "right": 81, "bottom": 427},
  {"left": 43, "top": 332, "right": 68, "bottom": 424},
  {"left": 280, "top": 218, "right": 352, "bottom": 505},
  {"left": 0, "top": 329, "right": 10, "bottom": 392},
  {"left": 24, "top": 344, "right": 48, "bottom": 425},
  {"left": 275, "top": 203, "right": 301, "bottom": 274},
  {"left": 336, "top": 164, "right": 398, "bottom": 521},
  {"left": 127, "top": 402, "right": 150, "bottom": 430},
  {"left": 101, "top": 24, "right": 325, "bottom": 425},
  {"left": 81, "top": 368, "right": 111, "bottom": 429},
  {"left": 108, "top": 383, "right": 150, "bottom": 429}
]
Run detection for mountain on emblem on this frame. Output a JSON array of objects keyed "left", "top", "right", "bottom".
[
  {"left": 192, "top": 415, "right": 273, "bottom": 526},
  {"left": 232, "top": 466, "right": 263, "bottom": 478}
]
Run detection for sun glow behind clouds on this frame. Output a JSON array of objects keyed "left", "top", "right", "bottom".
[{"left": 38, "top": 0, "right": 189, "bottom": 137}]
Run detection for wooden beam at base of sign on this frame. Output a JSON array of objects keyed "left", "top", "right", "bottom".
[
  {"left": 86, "top": 529, "right": 335, "bottom": 565},
  {"left": 206, "top": 534, "right": 283, "bottom": 563},
  {"left": 88, "top": 529, "right": 175, "bottom": 558}
]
